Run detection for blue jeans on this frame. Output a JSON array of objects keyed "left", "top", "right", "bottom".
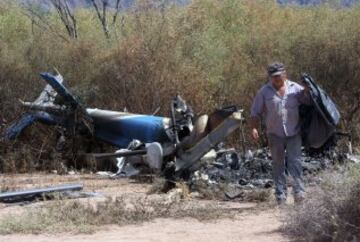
[{"left": 267, "top": 133, "right": 305, "bottom": 200}]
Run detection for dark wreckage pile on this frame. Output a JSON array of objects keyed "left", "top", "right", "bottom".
[
  {"left": 2, "top": 70, "right": 359, "bottom": 202},
  {"left": 186, "top": 73, "right": 358, "bottom": 199},
  {"left": 187, "top": 142, "right": 358, "bottom": 199}
]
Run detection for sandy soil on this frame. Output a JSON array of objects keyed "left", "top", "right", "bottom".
[{"left": 0, "top": 173, "right": 289, "bottom": 242}]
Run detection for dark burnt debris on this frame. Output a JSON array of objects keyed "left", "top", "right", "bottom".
[
  {"left": 188, "top": 142, "right": 358, "bottom": 200},
  {"left": 1, "top": 70, "right": 359, "bottom": 202}
]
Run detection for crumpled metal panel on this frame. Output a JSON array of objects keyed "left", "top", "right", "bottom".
[
  {"left": 5, "top": 114, "right": 37, "bottom": 140},
  {"left": 301, "top": 74, "right": 341, "bottom": 149},
  {"left": 302, "top": 74, "right": 341, "bottom": 126},
  {"left": 175, "top": 110, "right": 243, "bottom": 172},
  {"left": 87, "top": 109, "right": 171, "bottom": 148},
  {"left": 5, "top": 112, "right": 66, "bottom": 140},
  {"left": 40, "top": 72, "right": 79, "bottom": 109}
]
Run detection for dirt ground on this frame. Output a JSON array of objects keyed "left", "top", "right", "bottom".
[{"left": 0, "top": 173, "right": 289, "bottom": 242}]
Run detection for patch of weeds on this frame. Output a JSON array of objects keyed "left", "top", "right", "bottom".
[
  {"left": 147, "top": 177, "right": 168, "bottom": 194},
  {"left": 283, "top": 164, "right": 360, "bottom": 242},
  {"left": 0, "top": 194, "right": 231, "bottom": 234},
  {"left": 244, "top": 189, "right": 272, "bottom": 203},
  {"left": 190, "top": 180, "right": 228, "bottom": 200}
]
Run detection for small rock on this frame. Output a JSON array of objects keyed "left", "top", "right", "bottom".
[
  {"left": 166, "top": 188, "right": 182, "bottom": 203},
  {"left": 68, "top": 170, "right": 76, "bottom": 175},
  {"left": 200, "top": 173, "right": 209, "bottom": 181},
  {"left": 189, "top": 192, "right": 201, "bottom": 199}
]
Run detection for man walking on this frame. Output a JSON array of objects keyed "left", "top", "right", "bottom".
[{"left": 250, "top": 62, "right": 309, "bottom": 204}]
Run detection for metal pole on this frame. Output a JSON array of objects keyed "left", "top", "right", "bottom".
[
  {"left": 91, "top": 149, "right": 147, "bottom": 159},
  {"left": 0, "top": 184, "right": 83, "bottom": 203}
]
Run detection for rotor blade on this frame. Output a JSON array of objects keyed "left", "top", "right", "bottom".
[{"left": 40, "top": 72, "right": 79, "bottom": 108}]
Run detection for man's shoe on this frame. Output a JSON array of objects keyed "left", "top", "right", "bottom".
[
  {"left": 294, "top": 192, "right": 305, "bottom": 204},
  {"left": 276, "top": 196, "right": 287, "bottom": 206}
]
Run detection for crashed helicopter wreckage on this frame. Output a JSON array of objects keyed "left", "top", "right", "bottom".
[
  {"left": 3, "top": 70, "right": 359, "bottom": 201},
  {"left": 4, "top": 71, "right": 244, "bottom": 178}
]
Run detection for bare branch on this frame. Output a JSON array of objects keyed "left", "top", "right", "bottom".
[
  {"left": 102, "top": 0, "right": 107, "bottom": 24},
  {"left": 347, "top": 90, "right": 360, "bottom": 122},
  {"left": 90, "top": 0, "right": 110, "bottom": 39},
  {"left": 64, "top": 0, "right": 77, "bottom": 38},
  {"left": 50, "top": 0, "right": 77, "bottom": 39},
  {"left": 21, "top": 5, "right": 70, "bottom": 42},
  {"left": 112, "top": 0, "right": 121, "bottom": 25}
]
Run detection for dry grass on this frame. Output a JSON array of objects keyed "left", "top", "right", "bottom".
[
  {"left": 189, "top": 175, "right": 273, "bottom": 202},
  {"left": 0, "top": 194, "right": 231, "bottom": 234},
  {"left": 190, "top": 179, "right": 229, "bottom": 200},
  {"left": 1, "top": 0, "right": 360, "bottom": 172},
  {"left": 243, "top": 189, "right": 272, "bottom": 203},
  {"left": 283, "top": 164, "right": 360, "bottom": 242},
  {"left": 146, "top": 177, "right": 169, "bottom": 194}
]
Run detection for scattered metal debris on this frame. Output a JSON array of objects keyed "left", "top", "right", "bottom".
[
  {"left": 0, "top": 183, "right": 98, "bottom": 203},
  {"left": 188, "top": 144, "right": 356, "bottom": 199},
  {"left": 301, "top": 73, "right": 341, "bottom": 149},
  {"left": 3, "top": 70, "right": 244, "bottom": 177},
  {"left": 347, "top": 154, "right": 360, "bottom": 163},
  {"left": 2, "top": 70, "right": 357, "bottom": 202}
]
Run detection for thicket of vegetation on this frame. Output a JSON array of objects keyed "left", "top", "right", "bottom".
[
  {"left": 284, "top": 164, "right": 360, "bottom": 241},
  {"left": 0, "top": 0, "right": 359, "bottom": 171}
]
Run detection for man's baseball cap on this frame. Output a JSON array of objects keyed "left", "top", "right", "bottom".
[{"left": 268, "top": 62, "right": 285, "bottom": 76}]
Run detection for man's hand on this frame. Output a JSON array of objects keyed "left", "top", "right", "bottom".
[
  {"left": 301, "top": 80, "right": 310, "bottom": 92},
  {"left": 251, "top": 128, "right": 260, "bottom": 141},
  {"left": 250, "top": 117, "right": 260, "bottom": 141}
]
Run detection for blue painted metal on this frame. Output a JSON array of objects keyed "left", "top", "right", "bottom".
[
  {"left": 40, "top": 72, "right": 79, "bottom": 109},
  {"left": 302, "top": 74, "right": 341, "bottom": 126},
  {"left": 5, "top": 114, "right": 37, "bottom": 140},
  {"left": 91, "top": 113, "right": 170, "bottom": 148},
  {"left": 4, "top": 71, "right": 171, "bottom": 148},
  {"left": 5, "top": 112, "right": 66, "bottom": 140}
]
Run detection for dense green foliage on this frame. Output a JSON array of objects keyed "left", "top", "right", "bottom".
[{"left": 0, "top": 0, "right": 359, "bottom": 171}]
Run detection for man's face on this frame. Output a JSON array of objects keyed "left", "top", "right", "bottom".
[{"left": 270, "top": 72, "right": 286, "bottom": 89}]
